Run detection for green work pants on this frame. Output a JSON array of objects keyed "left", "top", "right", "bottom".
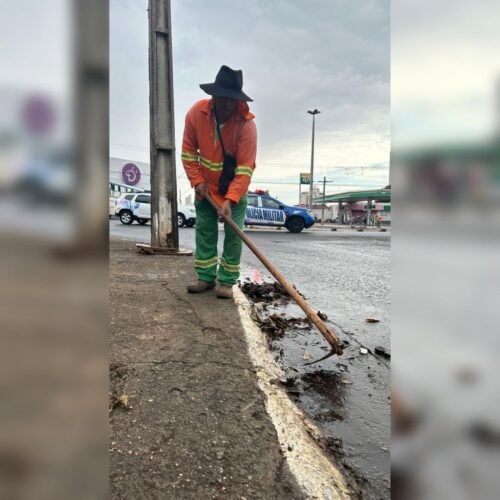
[{"left": 194, "top": 196, "right": 247, "bottom": 285}]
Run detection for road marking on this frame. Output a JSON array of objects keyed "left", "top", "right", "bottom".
[{"left": 234, "top": 287, "right": 352, "bottom": 500}]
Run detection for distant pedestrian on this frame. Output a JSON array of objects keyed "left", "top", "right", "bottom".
[
  {"left": 181, "top": 65, "right": 257, "bottom": 299},
  {"left": 376, "top": 212, "right": 383, "bottom": 228}
]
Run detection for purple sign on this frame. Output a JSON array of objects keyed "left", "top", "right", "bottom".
[
  {"left": 122, "top": 163, "right": 141, "bottom": 186},
  {"left": 22, "top": 95, "right": 56, "bottom": 135}
]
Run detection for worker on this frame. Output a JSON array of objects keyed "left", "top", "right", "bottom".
[{"left": 181, "top": 65, "right": 257, "bottom": 299}]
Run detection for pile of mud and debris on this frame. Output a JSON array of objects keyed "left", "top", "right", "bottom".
[
  {"left": 239, "top": 280, "right": 292, "bottom": 304},
  {"left": 239, "top": 280, "right": 314, "bottom": 341}
]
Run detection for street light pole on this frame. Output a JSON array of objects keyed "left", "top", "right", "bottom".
[
  {"left": 307, "top": 109, "right": 320, "bottom": 210},
  {"left": 321, "top": 176, "right": 326, "bottom": 224}
]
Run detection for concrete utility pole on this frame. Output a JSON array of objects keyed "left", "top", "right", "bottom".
[
  {"left": 148, "top": 0, "right": 178, "bottom": 248},
  {"left": 319, "top": 176, "right": 334, "bottom": 224},
  {"left": 307, "top": 109, "right": 320, "bottom": 210}
]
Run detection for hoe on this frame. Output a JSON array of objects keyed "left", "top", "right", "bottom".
[{"left": 207, "top": 194, "right": 344, "bottom": 365}]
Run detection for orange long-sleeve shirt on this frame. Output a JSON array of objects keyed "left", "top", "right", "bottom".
[{"left": 181, "top": 98, "right": 257, "bottom": 206}]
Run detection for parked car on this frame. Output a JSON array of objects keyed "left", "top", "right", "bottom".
[
  {"left": 14, "top": 150, "right": 73, "bottom": 206},
  {"left": 352, "top": 215, "right": 367, "bottom": 225},
  {"left": 113, "top": 193, "right": 135, "bottom": 219},
  {"left": 245, "top": 191, "right": 315, "bottom": 233},
  {"left": 109, "top": 182, "right": 145, "bottom": 217},
  {"left": 115, "top": 192, "right": 196, "bottom": 227}
]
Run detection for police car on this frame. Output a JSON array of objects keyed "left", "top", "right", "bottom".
[{"left": 245, "top": 190, "right": 315, "bottom": 233}]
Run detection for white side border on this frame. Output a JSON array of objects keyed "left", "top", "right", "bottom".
[{"left": 234, "top": 287, "right": 352, "bottom": 500}]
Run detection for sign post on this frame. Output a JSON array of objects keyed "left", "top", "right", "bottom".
[{"left": 299, "top": 172, "right": 310, "bottom": 205}]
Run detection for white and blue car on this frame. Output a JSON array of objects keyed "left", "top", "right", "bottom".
[{"left": 245, "top": 191, "right": 315, "bottom": 233}]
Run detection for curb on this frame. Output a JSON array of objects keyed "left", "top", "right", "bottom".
[{"left": 234, "top": 287, "right": 352, "bottom": 500}]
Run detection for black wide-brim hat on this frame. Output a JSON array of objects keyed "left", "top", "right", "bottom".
[{"left": 200, "top": 65, "right": 253, "bottom": 102}]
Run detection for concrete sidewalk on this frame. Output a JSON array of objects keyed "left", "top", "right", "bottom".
[{"left": 109, "top": 238, "right": 303, "bottom": 499}]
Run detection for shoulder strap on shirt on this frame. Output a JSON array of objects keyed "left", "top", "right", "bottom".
[{"left": 213, "top": 107, "right": 226, "bottom": 157}]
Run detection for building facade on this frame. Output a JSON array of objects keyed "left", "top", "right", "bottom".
[
  {"left": 299, "top": 186, "right": 322, "bottom": 206},
  {"left": 109, "top": 157, "right": 151, "bottom": 191}
]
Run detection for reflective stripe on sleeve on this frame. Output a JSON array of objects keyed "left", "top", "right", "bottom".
[
  {"left": 235, "top": 166, "right": 253, "bottom": 177},
  {"left": 181, "top": 151, "right": 199, "bottom": 162}
]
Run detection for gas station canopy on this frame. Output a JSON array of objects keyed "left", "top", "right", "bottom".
[{"left": 314, "top": 188, "right": 391, "bottom": 204}]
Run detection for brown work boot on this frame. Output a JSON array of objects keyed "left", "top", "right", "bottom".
[
  {"left": 187, "top": 280, "right": 215, "bottom": 293},
  {"left": 215, "top": 283, "right": 234, "bottom": 299}
]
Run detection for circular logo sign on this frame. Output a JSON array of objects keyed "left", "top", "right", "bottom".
[
  {"left": 122, "top": 163, "right": 141, "bottom": 186},
  {"left": 22, "top": 95, "right": 56, "bottom": 135}
]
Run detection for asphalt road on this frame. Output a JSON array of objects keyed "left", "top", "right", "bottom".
[{"left": 109, "top": 218, "right": 391, "bottom": 497}]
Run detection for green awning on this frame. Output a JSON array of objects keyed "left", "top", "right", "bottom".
[{"left": 314, "top": 188, "right": 391, "bottom": 203}]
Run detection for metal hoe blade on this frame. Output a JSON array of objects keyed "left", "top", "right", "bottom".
[{"left": 304, "top": 347, "right": 341, "bottom": 366}]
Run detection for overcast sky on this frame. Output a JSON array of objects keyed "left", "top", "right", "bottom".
[
  {"left": 1, "top": 1, "right": 497, "bottom": 205},
  {"left": 392, "top": 0, "right": 500, "bottom": 148},
  {"left": 111, "top": 0, "right": 390, "bottom": 204}
]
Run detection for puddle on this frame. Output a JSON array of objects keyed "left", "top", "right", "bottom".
[{"left": 239, "top": 279, "right": 390, "bottom": 498}]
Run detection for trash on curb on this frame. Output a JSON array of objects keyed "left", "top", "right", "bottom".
[{"left": 110, "top": 394, "right": 129, "bottom": 411}]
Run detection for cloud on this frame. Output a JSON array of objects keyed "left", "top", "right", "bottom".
[{"left": 110, "top": 0, "right": 390, "bottom": 201}]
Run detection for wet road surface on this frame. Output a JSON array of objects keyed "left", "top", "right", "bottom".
[{"left": 110, "top": 219, "right": 390, "bottom": 498}]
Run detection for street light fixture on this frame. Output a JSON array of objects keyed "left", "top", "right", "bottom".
[{"left": 307, "top": 109, "right": 320, "bottom": 210}]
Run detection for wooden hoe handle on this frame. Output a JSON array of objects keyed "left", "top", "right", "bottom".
[{"left": 206, "top": 194, "right": 343, "bottom": 360}]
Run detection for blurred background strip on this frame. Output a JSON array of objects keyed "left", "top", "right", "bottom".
[
  {"left": 0, "top": 1, "right": 109, "bottom": 499},
  {"left": 392, "top": 1, "right": 500, "bottom": 499}
]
